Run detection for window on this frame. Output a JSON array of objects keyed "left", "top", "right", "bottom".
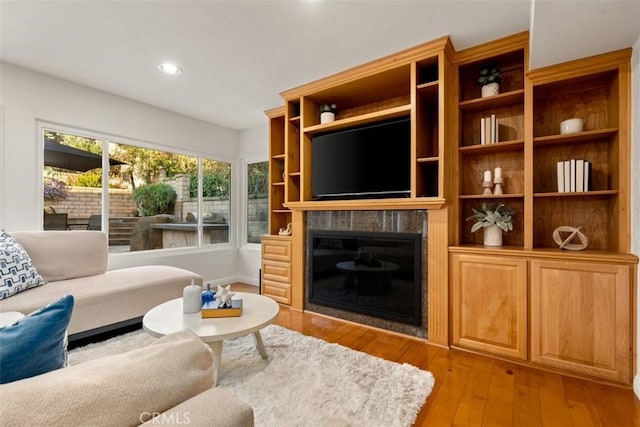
[
  {"left": 41, "top": 127, "right": 232, "bottom": 253},
  {"left": 43, "top": 130, "right": 105, "bottom": 232},
  {"left": 200, "top": 158, "right": 231, "bottom": 246},
  {"left": 247, "top": 161, "right": 268, "bottom": 244}
]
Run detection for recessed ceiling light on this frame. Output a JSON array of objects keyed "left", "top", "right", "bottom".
[{"left": 158, "top": 62, "right": 182, "bottom": 75}]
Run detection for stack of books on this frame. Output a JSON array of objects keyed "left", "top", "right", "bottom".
[
  {"left": 201, "top": 299, "right": 243, "bottom": 318},
  {"left": 556, "top": 159, "right": 591, "bottom": 192},
  {"left": 480, "top": 114, "right": 498, "bottom": 144}
]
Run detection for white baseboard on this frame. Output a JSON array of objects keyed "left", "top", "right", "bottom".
[
  {"left": 634, "top": 374, "right": 640, "bottom": 400},
  {"left": 235, "top": 275, "right": 259, "bottom": 287},
  {"left": 203, "top": 275, "right": 259, "bottom": 288}
]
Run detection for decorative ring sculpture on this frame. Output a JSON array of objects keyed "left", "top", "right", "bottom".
[{"left": 552, "top": 226, "right": 589, "bottom": 251}]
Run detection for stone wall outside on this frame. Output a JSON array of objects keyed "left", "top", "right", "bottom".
[{"left": 44, "top": 187, "right": 137, "bottom": 219}]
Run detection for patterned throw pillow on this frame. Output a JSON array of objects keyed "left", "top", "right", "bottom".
[
  {"left": 0, "top": 294, "right": 74, "bottom": 383},
  {"left": 0, "top": 231, "right": 47, "bottom": 300}
]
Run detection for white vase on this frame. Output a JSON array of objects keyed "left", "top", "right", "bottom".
[
  {"left": 483, "top": 225, "right": 503, "bottom": 247},
  {"left": 320, "top": 112, "right": 335, "bottom": 124},
  {"left": 182, "top": 279, "right": 202, "bottom": 313},
  {"left": 481, "top": 82, "right": 499, "bottom": 98}
]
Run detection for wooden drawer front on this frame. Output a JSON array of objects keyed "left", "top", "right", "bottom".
[
  {"left": 262, "top": 279, "right": 291, "bottom": 304},
  {"left": 530, "top": 260, "right": 631, "bottom": 383},
  {"left": 262, "top": 261, "right": 291, "bottom": 283},
  {"left": 451, "top": 254, "right": 527, "bottom": 360},
  {"left": 262, "top": 239, "right": 291, "bottom": 262}
]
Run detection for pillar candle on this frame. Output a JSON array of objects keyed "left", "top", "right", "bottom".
[
  {"left": 484, "top": 170, "right": 491, "bottom": 182},
  {"left": 494, "top": 167, "right": 502, "bottom": 179}
]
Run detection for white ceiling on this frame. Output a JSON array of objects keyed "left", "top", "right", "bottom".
[{"left": 1, "top": 1, "right": 638, "bottom": 131}]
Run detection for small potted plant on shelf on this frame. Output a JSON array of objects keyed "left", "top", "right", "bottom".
[
  {"left": 466, "top": 202, "right": 515, "bottom": 247},
  {"left": 319, "top": 103, "right": 337, "bottom": 124},
  {"left": 477, "top": 66, "right": 502, "bottom": 98}
]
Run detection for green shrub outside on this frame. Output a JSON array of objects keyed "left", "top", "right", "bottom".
[
  {"left": 133, "top": 183, "right": 177, "bottom": 216},
  {"left": 189, "top": 174, "right": 230, "bottom": 199},
  {"left": 67, "top": 170, "right": 102, "bottom": 187}
]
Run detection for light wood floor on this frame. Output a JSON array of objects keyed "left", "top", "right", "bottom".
[{"left": 234, "top": 284, "right": 640, "bottom": 426}]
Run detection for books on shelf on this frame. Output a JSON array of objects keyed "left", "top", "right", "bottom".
[
  {"left": 480, "top": 114, "right": 498, "bottom": 144},
  {"left": 557, "top": 159, "right": 591, "bottom": 193}
]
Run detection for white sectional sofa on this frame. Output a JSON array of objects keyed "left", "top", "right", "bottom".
[{"left": 0, "top": 231, "right": 202, "bottom": 340}]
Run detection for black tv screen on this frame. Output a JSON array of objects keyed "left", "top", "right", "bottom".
[{"left": 311, "top": 117, "right": 411, "bottom": 200}]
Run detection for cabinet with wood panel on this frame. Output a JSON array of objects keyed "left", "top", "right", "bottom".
[
  {"left": 451, "top": 253, "right": 527, "bottom": 360},
  {"left": 450, "top": 33, "right": 636, "bottom": 384},
  {"left": 530, "top": 259, "right": 632, "bottom": 383}
]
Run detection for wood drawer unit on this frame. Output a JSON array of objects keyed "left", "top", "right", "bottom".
[
  {"left": 262, "top": 260, "right": 291, "bottom": 283},
  {"left": 261, "top": 235, "right": 292, "bottom": 305},
  {"left": 262, "top": 237, "right": 292, "bottom": 262}
]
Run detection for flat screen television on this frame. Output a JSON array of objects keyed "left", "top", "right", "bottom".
[{"left": 311, "top": 117, "right": 411, "bottom": 200}]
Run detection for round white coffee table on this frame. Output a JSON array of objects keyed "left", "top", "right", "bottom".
[{"left": 142, "top": 292, "right": 279, "bottom": 384}]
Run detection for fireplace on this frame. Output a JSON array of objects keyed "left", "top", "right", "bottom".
[{"left": 308, "top": 229, "right": 422, "bottom": 326}]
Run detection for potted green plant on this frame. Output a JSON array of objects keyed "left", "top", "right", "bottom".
[
  {"left": 466, "top": 202, "right": 515, "bottom": 247},
  {"left": 319, "top": 103, "right": 337, "bottom": 124},
  {"left": 477, "top": 66, "right": 502, "bottom": 98}
]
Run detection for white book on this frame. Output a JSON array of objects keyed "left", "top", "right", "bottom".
[
  {"left": 564, "top": 160, "right": 571, "bottom": 193},
  {"left": 480, "top": 117, "right": 486, "bottom": 145},
  {"left": 576, "top": 159, "right": 585, "bottom": 192},
  {"left": 569, "top": 159, "right": 577, "bottom": 192},
  {"left": 557, "top": 161, "right": 565, "bottom": 192},
  {"left": 584, "top": 161, "right": 591, "bottom": 191}
]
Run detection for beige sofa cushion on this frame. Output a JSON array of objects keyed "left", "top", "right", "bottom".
[
  {"left": 144, "top": 387, "right": 255, "bottom": 427},
  {"left": 0, "top": 330, "right": 214, "bottom": 426},
  {"left": 11, "top": 231, "right": 108, "bottom": 282},
  {"left": 0, "top": 265, "right": 202, "bottom": 334}
]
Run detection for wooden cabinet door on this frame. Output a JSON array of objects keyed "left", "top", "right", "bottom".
[
  {"left": 451, "top": 254, "right": 527, "bottom": 360},
  {"left": 530, "top": 260, "right": 631, "bottom": 383}
]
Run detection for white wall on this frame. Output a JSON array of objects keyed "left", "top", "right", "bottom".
[
  {"left": 0, "top": 62, "right": 240, "bottom": 283},
  {"left": 631, "top": 36, "right": 640, "bottom": 399},
  {"left": 236, "top": 123, "right": 269, "bottom": 286}
]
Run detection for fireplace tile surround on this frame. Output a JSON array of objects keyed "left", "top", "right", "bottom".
[{"left": 305, "top": 210, "right": 428, "bottom": 338}]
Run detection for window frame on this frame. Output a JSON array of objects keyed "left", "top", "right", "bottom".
[
  {"left": 241, "top": 156, "right": 268, "bottom": 249},
  {"left": 37, "top": 120, "right": 236, "bottom": 256}
]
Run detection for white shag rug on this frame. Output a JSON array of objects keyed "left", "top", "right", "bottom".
[{"left": 69, "top": 325, "right": 434, "bottom": 427}]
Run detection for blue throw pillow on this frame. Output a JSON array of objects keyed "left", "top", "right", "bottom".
[
  {"left": 0, "top": 295, "right": 74, "bottom": 384},
  {"left": 0, "top": 230, "right": 47, "bottom": 300}
]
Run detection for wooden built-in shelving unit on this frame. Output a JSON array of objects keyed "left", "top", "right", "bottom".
[{"left": 263, "top": 31, "right": 637, "bottom": 385}]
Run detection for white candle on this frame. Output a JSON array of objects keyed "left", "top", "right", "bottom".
[
  {"left": 494, "top": 167, "right": 502, "bottom": 179},
  {"left": 484, "top": 170, "right": 491, "bottom": 182}
]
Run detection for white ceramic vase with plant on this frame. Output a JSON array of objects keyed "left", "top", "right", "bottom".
[
  {"left": 466, "top": 202, "right": 515, "bottom": 247},
  {"left": 478, "top": 66, "right": 502, "bottom": 98},
  {"left": 319, "top": 103, "right": 337, "bottom": 124}
]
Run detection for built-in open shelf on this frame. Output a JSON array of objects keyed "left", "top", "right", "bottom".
[
  {"left": 533, "top": 190, "right": 618, "bottom": 198},
  {"left": 285, "top": 198, "right": 445, "bottom": 211},
  {"left": 303, "top": 104, "right": 411, "bottom": 135},
  {"left": 459, "top": 139, "right": 524, "bottom": 154},
  {"left": 459, "top": 89, "right": 524, "bottom": 112},
  {"left": 533, "top": 128, "right": 618, "bottom": 146}
]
